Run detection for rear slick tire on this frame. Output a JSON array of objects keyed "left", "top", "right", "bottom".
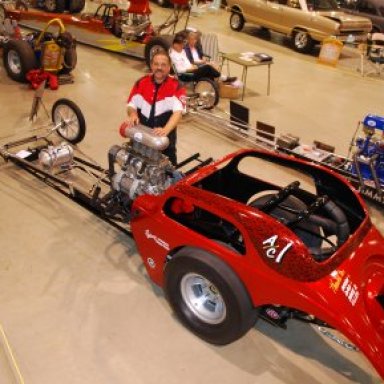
[
  {"left": 164, "top": 247, "right": 258, "bottom": 345},
  {"left": 3, "top": 40, "right": 38, "bottom": 83},
  {"left": 144, "top": 37, "right": 171, "bottom": 68}
]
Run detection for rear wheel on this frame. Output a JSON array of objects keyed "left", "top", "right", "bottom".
[
  {"left": 69, "top": 0, "right": 85, "bottom": 13},
  {"left": 230, "top": 11, "right": 244, "bottom": 32},
  {"left": 164, "top": 247, "right": 258, "bottom": 345},
  {"left": 144, "top": 36, "right": 171, "bottom": 68},
  {"left": 15, "top": 0, "right": 28, "bottom": 10},
  {"left": 52, "top": 99, "right": 86, "bottom": 144},
  {"left": 194, "top": 78, "right": 219, "bottom": 110},
  {"left": 44, "top": 0, "right": 65, "bottom": 13},
  {"left": 3, "top": 40, "right": 38, "bottom": 83},
  {"left": 292, "top": 30, "right": 315, "bottom": 53},
  {"left": 60, "top": 46, "right": 77, "bottom": 74}
]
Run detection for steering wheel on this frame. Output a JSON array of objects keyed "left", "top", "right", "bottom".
[{"left": 248, "top": 184, "right": 350, "bottom": 262}]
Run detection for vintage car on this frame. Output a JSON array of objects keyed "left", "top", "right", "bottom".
[
  {"left": 227, "top": 0, "right": 372, "bottom": 52},
  {"left": 1, "top": 96, "right": 384, "bottom": 379},
  {"left": 339, "top": 0, "right": 384, "bottom": 33}
]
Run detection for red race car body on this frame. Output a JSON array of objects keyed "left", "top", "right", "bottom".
[
  {"left": 131, "top": 148, "right": 384, "bottom": 379},
  {"left": 1, "top": 112, "right": 383, "bottom": 380}
]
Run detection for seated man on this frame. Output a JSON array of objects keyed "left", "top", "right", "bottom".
[{"left": 169, "top": 34, "right": 236, "bottom": 83}]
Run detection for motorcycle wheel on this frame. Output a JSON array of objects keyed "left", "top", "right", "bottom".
[{"left": 52, "top": 99, "right": 86, "bottom": 144}]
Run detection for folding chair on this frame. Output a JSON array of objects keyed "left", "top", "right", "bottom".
[{"left": 361, "top": 33, "right": 384, "bottom": 76}]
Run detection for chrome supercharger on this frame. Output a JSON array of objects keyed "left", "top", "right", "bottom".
[
  {"left": 38, "top": 142, "right": 74, "bottom": 170},
  {"left": 108, "top": 124, "right": 176, "bottom": 200}
]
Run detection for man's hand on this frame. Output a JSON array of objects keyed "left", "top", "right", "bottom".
[
  {"left": 126, "top": 106, "right": 139, "bottom": 127},
  {"left": 126, "top": 114, "right": 139, "bottom": 127},
  {"left": 153, "top": 127, "right": 168, "bottom": 136}
]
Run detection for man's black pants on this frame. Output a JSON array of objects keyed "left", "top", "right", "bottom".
[{"left": 163, "top": 129, "right": 177, "bottom": 166}]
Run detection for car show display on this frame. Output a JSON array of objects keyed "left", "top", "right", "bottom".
[
  {"left": 0, "top": 97, "right": 384, "bottom": 380},
  {"left": 3, "top": 0, "right": 191, "bottom": 63},
  {"left": 0, "top": 0, "right": 383, "bottom": 379},
  {"left": 192, "top": 102, "right": 384, "bottom": 207},
  {"left": 227, "top": 0, "right": 372, "bottom": 53}
]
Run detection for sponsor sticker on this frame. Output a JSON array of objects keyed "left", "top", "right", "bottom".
[
  {"left": 144, "top": 229, "right": 170, "bottom": 251},
  {"left": 262, "top": 235, "right": 293, "bottom": 264}
]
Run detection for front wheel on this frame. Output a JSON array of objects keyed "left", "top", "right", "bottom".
[
  {"left": 230, "top": 11, "right": 244, "bottom": 32},
  {"left": 164, "top": 247, "right": 258, "bottom": 345},
  {"left": 52, "top": 99, "right": 86, "bottom": 144},
  {"left": 194, "top": 78, "right": 219, "bottom": 110},
  {"left": 292, "top": 30, "right": 315, "bottom": 53}
]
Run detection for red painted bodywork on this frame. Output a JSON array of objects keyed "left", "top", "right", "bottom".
[{"left": 131, "top": 148, "right": 384, "bottom": 379}]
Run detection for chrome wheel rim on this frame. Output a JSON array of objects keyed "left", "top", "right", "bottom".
[
  {"left": 230, "top": 13, "right": 241, "bottom": 29},
  {"left": 45, "top": 0, "right": 56, "bottom": 11},
  {"left": 295, "top": 32, "right": 308, "bottom": 49},
  {"left": 194, "top": 81, "right": 216, "bottom": 109},
  {"left": 7, "top": 50, "right": 22, "bottom": 75},
  {"left": 53, "top": 105, "right": 80, "bottom": 141},
  {"left": 180, "top": 273, "right": 226, "bottom": 324}
]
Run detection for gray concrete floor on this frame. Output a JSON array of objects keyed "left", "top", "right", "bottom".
[{"left": 0, "top": 3, "right": 383, "bottom": 383}]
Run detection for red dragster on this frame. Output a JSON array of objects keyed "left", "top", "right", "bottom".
[
  {"left": 129, "top": 148, "right": 384, "bottom": 380},
  {"left": 1, "top": 111, "right": 383, "bottom": 379},
  {"left": 2, "top": 0, "right": 190, "bottom": 63}
]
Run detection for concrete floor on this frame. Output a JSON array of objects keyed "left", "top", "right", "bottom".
[{"left": 0, "top": 3, "right": 383, "bottom": 383}]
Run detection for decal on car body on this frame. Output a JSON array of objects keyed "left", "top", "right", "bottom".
[
  {"left": 329, "top": 270, "right": 345, "bottom": 293},
  {"left": 262, "top": 235, "right": 293, "bottom": 264},
  {"left": 341, "top": 275, "right": 360, "bottom": 306},
  {"left": 144, "top": 229, "right": 170, "bottom": 251},
  {"left": 330, "top": 270, "right": 360, "bottom": 306}
]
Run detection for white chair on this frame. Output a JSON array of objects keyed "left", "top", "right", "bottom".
[{"left": 363, "top": 33, "right": 384, "bottom": 76}]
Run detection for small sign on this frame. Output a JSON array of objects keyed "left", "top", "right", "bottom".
[{"left": 318, "top": 37, "right": 343, "bottom": 67}]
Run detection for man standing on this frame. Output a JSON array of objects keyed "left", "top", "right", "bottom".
[{"left": 126, "top": 51, "right": 186, "bottom": 165}]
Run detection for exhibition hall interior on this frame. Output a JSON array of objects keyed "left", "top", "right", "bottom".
[{"left": 0, "top": 0, "right": 383, "bottom": 383}]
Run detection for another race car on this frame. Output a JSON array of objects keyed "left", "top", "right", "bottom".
[
  {"left": 2, "top": 0, "right": 219, "bottom": 107},
  {"left": 0, "top": 16, "right": 77, "bottom": 82},
  {"left": 3, "top": 0, "right": 190, "bottom": 64},
  {"left": 0, "top": 98, "right": 383, "bottom": 380}
]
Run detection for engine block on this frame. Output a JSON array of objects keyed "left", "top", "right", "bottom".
[{"left": 109, "top": 125, "right": 175, "bottom": 201}]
